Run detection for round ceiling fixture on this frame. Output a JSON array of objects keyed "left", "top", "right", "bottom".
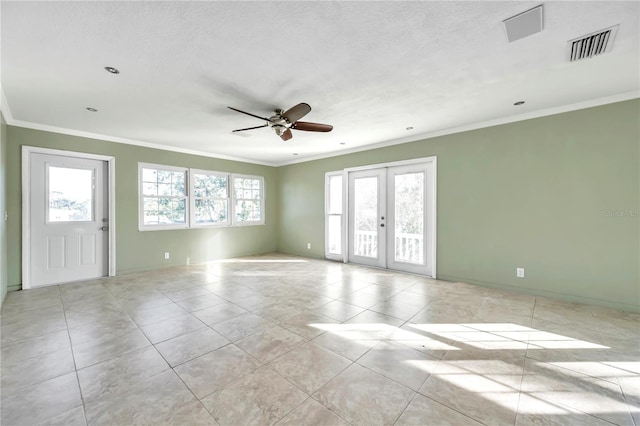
[
  {"left": 86, "top": 107, "right": 98, "bottom": 112},
  {"left": 104, "top": 66, "right": 120, "bottom": 74},
  {"left": 514, "top": 101, "right": 525, "bottom": 106}
]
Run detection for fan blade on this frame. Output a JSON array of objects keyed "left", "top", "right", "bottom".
[
  {"left": 280, "top": 129, "right": 293, "bottom": 141},
  {"left": 227, "top": 106, "right": 269, "bottom": 121},
  {"left": 232, "top": 124, "right": 269, "bottom": 132},
  {"left": 282, "top": 103, "right": 311, "bottom": 123},
  {"left": 292, "top": 121, "right": 333, "bottom": 132}
]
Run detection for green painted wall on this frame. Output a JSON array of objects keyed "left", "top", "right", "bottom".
[
  {"left": 0, "top": 114, "right": 7, "bottom": 305},
  {"left": 6, "top": 127, "right": 278, "bottom": 290},
  {"left": 278, "top": 100, "right": 640, "bottom": 312},
  {"left": 5, "top": 100, "right": 639, "bottom": 312}
]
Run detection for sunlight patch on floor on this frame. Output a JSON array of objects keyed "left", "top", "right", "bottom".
[
  {"left": 408, "top": 323, "right": 609, "bottom": 350},
  {"left": 309, "top": 323, "right": 460, "bottom": 349},
  {"left": 215, "top": 259, "right": 309, "bottom": 263}
]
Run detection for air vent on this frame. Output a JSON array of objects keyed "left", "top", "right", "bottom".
[
  {"left": 503, "top": 5, "right": 544, "bottom": 43},
  {"left": 568, "top": 25, "right": 618, "bottom": 62}
]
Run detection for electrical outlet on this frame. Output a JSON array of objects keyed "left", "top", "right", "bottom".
[
  {"left": 307, "top": 243, "right": 311, "bottom": 250},
  {"left": 164, "top": 252, "right": 170, "bottom": 260},
  {"left": 516, "top": 268, "right": 525, "bottom": 278}
]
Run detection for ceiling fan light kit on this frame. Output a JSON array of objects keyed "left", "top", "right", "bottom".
[{"left": 228, "top": 102, "right": 333, "bottom": 141}]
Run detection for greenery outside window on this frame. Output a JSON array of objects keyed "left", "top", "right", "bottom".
[
  {"left": 233, "top": 175, "right": 265, "bottom": 225},
  {"left": 139, "top": 164, "right": 188, "bottom": 230},
  {"left": 138, "top": 164, "right": 264, "bottom": 230},
  {"left": 191, "top": 170, "right": 229, "bottom": 227}
]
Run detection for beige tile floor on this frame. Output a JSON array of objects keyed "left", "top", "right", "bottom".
[{"left": 1, "top": 253, "right": 638, "bottom": 425}]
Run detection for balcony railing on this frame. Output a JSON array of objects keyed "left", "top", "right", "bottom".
[
  {"left": 395, "top": 232, "right": 424, "bottom": 263},
  {"left": 354, "top": 230, "right": 423, "bottom": 263}
]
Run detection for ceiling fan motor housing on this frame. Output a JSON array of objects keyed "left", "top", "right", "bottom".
[
  {"left": 272, "top": 124, "right": 288, "bottom": 136},
  {"left": 269, "top": 113, "right": 292, "bottom": 136}
]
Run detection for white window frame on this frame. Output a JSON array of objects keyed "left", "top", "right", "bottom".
[
  {"left": 324, "top": 171, "right": 346, "bottom": 261},
  {"left": 138, "top": 164, "right": 266, "bottom": 231},
  {"left": 190, "top": 169, "right": 230, "bottom": 228},
  {"left": 138, "top": 163, "right": 189, "bottom": 231},
  {"left": 231, "top": 174, "right": 266, "bottom": 226}
]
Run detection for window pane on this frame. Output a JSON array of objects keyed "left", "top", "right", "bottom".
[
  {"left": 158, "top": 183, "right": 172, "bottom": 196},
  {"left": 195, "top": 199, "right": 228, "bottom": 224},
  {"left": 236, "top": 200, "right": 261, "bottom": 222},
  {"left": 213, "top": 178, "right": 228, "bottom": 198},
  {"left": 394, "top": 172, "right": 424, "bottom": 264},
  {"left": 48, "top": 166, "right": 93, "bottom": 222},
  {"left": 153, "top": 197, "right": 186, "bottom": 225},
  {"left": 194, "top": 173, "right": 227, "bottom": 199},
  {"left": 172, "top": 172, "right": 185, "bottom": 196},
  {"left": 328, "top": 215, "right": 342, "bottom": 255},
  {"left": 142, "top": 168, "right": 157, "bottom": 182},
  {"left": 142, "top": 182, "right": 157, "bottom": 196},
  {"left": 143, "top": 210, "right": 159, "bottom": 225},
  {"left": 140, "top": 165, "right": 192, "bottom": 228},
  {"left": 328, "top": 175, "right": 342, "bottom": 214},
  {"left": 157, "top": 170, "right": 172, "bottom": 183},
  {"left": 233, "top": 178, "right": 242, "bottom": 197},
  {"left": 143, "top": 197, "right": 158, "bottom": 211},
  {"left": 232, "top": 176, "right": 262, "bottom": 224},
  {"left": 353, "top": 177, "right": 378, "bottom": 258},
  {"left": 234, "top": 178, "right": 260, "bottom": 193},
  {"left": 171, "top": 199, "right": 187, "bottom": 223}
]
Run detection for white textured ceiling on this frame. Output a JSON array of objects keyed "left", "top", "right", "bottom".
[{"left": 1, "top": 1, "right": 638, "bottom": 166}]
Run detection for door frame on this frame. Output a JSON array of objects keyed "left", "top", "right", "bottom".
[
  {"left": 21, "top": 146, "right": 116, "bottom": 289},
  {"left": 344, "top": 156, "right": 437, "bottom": 278}
]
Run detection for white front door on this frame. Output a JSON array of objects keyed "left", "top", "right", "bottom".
[
  {"left": 29, "top": 153, "right": 109, "bottom": 287},
  {"left": 347, "top": 161, "right": 436, "bottom": 277}
]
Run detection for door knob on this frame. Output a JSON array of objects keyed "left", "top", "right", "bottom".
[
  {"left": 100, "top": 226, "right": 109, "bottom": 231},
  {"left": 380, "top": 223, "right": 385, "bottom": 227}
]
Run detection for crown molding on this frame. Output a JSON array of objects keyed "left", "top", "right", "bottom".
[
  {"left": 3, "top": 89, "right": 638, "bottom": 168},
  {"left": 3, "top": 115, "right": 276, "bottom": 167},
  {"left": 274, "top": 91, "right": 640, "bottom": 166}
]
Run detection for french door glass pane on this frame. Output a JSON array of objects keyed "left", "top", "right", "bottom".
[
  {"left": 48, "top": 166, "right": 93, "bottom": 222},
  {"left": 394, "top": 172, "right": 424, "bottom": 264},
  {"left": 353, "top": 177, "right": 378, "bottom": 258}
]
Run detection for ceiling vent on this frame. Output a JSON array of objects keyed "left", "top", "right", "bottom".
[
  {"left": 567, "top": 25, "right": 618, "bottom": 62},
  {"left": 503, "top": 5, "right": 544, "bottom": 43}
]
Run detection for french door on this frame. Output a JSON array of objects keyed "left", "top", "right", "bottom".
[{"left": 347, "top": 161, "right": 435, "bottom": 276}]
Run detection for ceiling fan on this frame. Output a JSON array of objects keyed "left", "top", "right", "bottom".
[{"left": 228, "top": 102, "right": 333, "bottom": 141}]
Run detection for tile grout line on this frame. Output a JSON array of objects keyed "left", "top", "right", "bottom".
[{"left": 60, "top": 284, "right": 89, "bottom": 426}]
